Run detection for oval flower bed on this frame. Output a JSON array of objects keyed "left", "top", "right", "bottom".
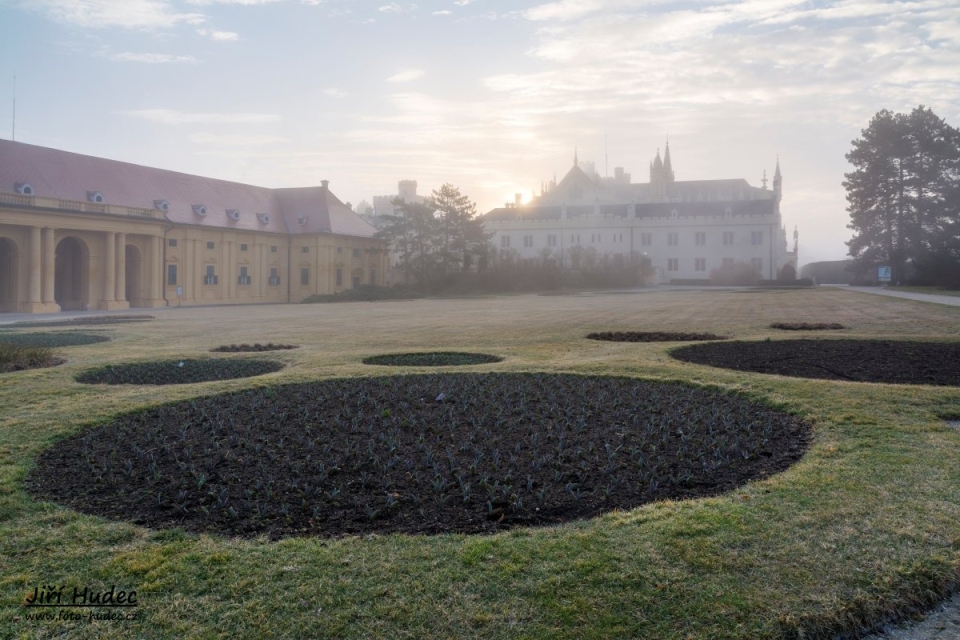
[
  {"left": 12, "top": 314, "right": 154, "bottom": 327},
  {"left": 770, "top": 322, "right": 845, "bottom": 331},
  {"left": 671, "top": 339, "right": 960, "bottom": 385},
  {"left": 211, "top": 343, "right": 299, "bottom": 353},
  {"left": 75, "top": 358, "right": 284, "bottom": 385},
  {"left": 0, "top": 331, "right": 111, "bottom": 348},
  {"left": 362, "top": 352, "right": 503, "bottom": 366},
  {"left": 587, "top": 331, "right": 730, "bottom": 342},
  {"left": 27, "top": 373, "right": 810, "bottom": 538}
]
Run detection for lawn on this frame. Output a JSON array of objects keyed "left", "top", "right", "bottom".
[{"left": 2, "top": 287, "right": 960, "bottom": 639}]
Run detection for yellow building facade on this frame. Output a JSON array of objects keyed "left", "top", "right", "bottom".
[{"left": 0, "top": 141, "right": 387, "bottom": 314}]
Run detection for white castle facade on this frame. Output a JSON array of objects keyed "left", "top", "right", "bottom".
[{"left": 482, "top": 145, "right": 797, "bottom": 282}]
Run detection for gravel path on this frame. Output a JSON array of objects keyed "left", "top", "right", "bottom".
[
  {"left": 858, "top": 592, "right": 960, "bottom": 639},
  {"left": 823, "top": 285, "right": 960, "bottom": 307}
]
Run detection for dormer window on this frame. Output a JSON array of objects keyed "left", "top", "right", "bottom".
[
  {"left": 88, "top": 191, "right": 105, "bottom": 203},
  {"left": 154, "top": 199, "right": 170, "bottom": 211},
  {"left": 297, "top": 214, "right": 307, "bottom": 225},
  {"left": 15, "top": 182, "right": 34, "bottom": 195},
  {"left": 193, "top": 204, "right": 208, "bottom": 216},
  {"left": 227, "top": 209, "right": 241, "bottom": 221},
  {"left": 724, "top": 206, "right": 732, "bottom": 216},
  {"left": 257, "top": 213, "right": 271, "bottom": 224}
]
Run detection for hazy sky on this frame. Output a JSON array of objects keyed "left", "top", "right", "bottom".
[{"left": 1, "top": 0, "right": 958, "bottom": 266}]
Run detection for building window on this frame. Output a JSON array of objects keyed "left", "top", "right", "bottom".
[
  {"left": 668, "top": 232, "right": 678, "bottom": 246},
  {"left": 301, "top": 268, "right": 310, "bottom": 286},
  {"left": 723, "top": 258, "right": 734, "bottom": 266},
  {"left": 352, "top": 248, "right": 361, "bottom": 258},
  {"left": 271, "top": 245, "right": 278, "bottom": 253},
  {"left": 370, "top": 269, "right": 376, "bottom": 286},
  {"left": 501, "top": 235, "right": 511, "bottom": 248},
  {"left": 301, "top": 246, "right": 309, "bottom": 254},
  {"left": 571, "top": 234, "right": 580, "bottom": 244},
  {"left": 168, "top": 239, "right": 178, "bottom": 247},
  {"left": 752, "top": 257, "right": 764, "bottom": 272},
  {"left": 206, "top": 241, "right": 215, "bottom": 250},
  {"left": 240, "top": 244, "right": 248, "bottom": 251},
  {"left": 695, "top": 258, "right": 706, "bottom": 272},
  {"left": 523, "top": 235, "right": 533, "bottom": 248},
  {"left": 640, "top": 233, "right": 652, "bottom": 246},
  {"left": 238, "top": 266, "right": 251, "bottom": 286},
  {"left": 751, "top": 230, "right": 764, "bottom": 246},
  {"left": 269, "top": 268, "right": 280, "bottom": 286},
  {"left": 337, "top": 247, "right": 343, "bottom": 254},
  {"left": 352, "top": 273, "right": 361, "bottom": 288},
  {"left": 547, "top": 235, "right": 557, "bottom": 247},
  {"left": 723, "top": 231, "right": 734, "bottom": 246},
  {"left": 336, "top": 268, "right": 343, "bottom": 287},
  {"left": 667, "top": 258, "right": 679, "bottom": 272},
  {"left": 167, "top": 264, "right": 177, "bottom": 286},
  {"left": 695, "top": 232, "right": 706, "bottom": 246},
  {"left": 204, "top": 265, "right": 218, "bottom": 285}
]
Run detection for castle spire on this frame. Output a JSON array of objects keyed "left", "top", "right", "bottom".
[
  {"left": 663, "top": 139, "right": 674, "bottom": 183},
  {"left": 574, "top": 147, "right": 579, "bottom": 168},
  {"left": 773, "top": 156, "right": 782, "bottom": 200}
]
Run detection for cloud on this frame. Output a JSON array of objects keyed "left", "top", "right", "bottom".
[
  {"left": 186, "top": 0, "right": 279, "bottom": 5},
  {"left": 433, "top": 10, "right": 451, "bottom": 15},
  {"left": 116, "top": 109, "right": 282, "bottom": 124},
  {"left": 188, "top": 133, "right": 288, "bottom": 145},
  {"left": 197, "top": 28, "right": 240, "bottom": 41},
  {"left": 108, "top": 52, "right": 199, "bottom": 63},
  {"left": 386, "top": 68, "right": 425, "bottom": 83},
  {"left": 23, "top": 0, "right": 205, "bottom": 29},
  {"left": 324, "top": 88, "right": 349, "bottom": 98},
  {"left": 378, "top": 3, "right": 402, "bottom": 12}
]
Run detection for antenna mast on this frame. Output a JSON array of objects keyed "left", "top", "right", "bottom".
[{"left": 12, "top": 74, "right": 16, "bottom": 141}]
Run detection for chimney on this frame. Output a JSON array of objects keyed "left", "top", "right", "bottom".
[{"left": 321, "top": 180, "right": 329, "bottom": 189}]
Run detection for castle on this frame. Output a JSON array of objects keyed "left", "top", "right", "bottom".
[{"left": 482, "top": 144, "right": 797, "bottom": 282}]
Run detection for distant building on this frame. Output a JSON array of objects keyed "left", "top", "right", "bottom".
[
  {"left": 482, "top": 144, "right": 797, "bottom": 282},
  {"left": 0, "top": 140, "right": 387, "bottom": 314}
]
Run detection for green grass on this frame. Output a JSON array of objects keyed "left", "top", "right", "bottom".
[
  {"left": 0, "top": 342, "right": 59, "bottom": 372},
  {"left": 2, "top": 287, "right": 960, "bottom": 639}
]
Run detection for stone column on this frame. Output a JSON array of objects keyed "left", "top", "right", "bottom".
[
  {"left": 28, "top": 227, "right": 41, "bottom": 303},
  {"left": 42, "top": 228, "right": 56, "bottom": 304},
  {"left": 115, "top": 233, "right": 126, "bottom": 302},
  {"left": 104, "top": 232, "right": 116, "bottom": 303},
  {"left": 149, "top": 236, "right": 161, "bottom": 302}
]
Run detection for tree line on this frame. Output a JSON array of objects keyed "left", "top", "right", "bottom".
[{"left": 845, "top": 106, "right": 960, "bottom": 287}]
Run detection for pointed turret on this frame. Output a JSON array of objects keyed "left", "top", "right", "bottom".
[
  {"left": 663, "top": 140, "right": 674, "bottom": 183},
  {"left": 773, "top": 156, "right": 782, "bottom": 201},
  {"left": 574, "top": 148, "right": 579, "bottom": 168}
]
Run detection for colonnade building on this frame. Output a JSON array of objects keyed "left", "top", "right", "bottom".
[
  {"left": 483, "top": 145, "right": 797, "bottom": 281},
  {"left": 0, "top": 140, "right": 387, "bottom": 314}
]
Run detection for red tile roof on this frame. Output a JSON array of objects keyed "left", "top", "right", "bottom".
[{"left": 0, "top": 140, "right": 378, "bottom": 238}]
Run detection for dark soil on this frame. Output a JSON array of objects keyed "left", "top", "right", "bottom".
[
  {"left": 671, "top": 339, "right": 960, "bottom": 385},
  {"left": 12, "top": 315, "right": 154, "bottom": 327},
  {"left": 0, "top": 331, "right": 111, "bottom": 348},
  {"left": 587, "top": 331, "right": 730, "bottom": 342},
  {"left": 362, "top": 352, "right": 504, "bottom": 366},
  {"left": 75, "top": 358, "right": 285, "bottom": 385},
  {"left": 27, "top": 373, "right": 811, "bottom": 539},
  {"left": 770, "top": 322, "right": 845, "bottom": 331},
  {"left": 211, "top": 343, "right": 299, "bottom": 353}
]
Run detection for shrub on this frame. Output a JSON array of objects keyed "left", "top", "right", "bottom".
[
  {"left": 0, "top": 343, "right": 61, "bottom": 373},
  {"left": 710, "top": 262, "right": 761, "bottom": 286}
]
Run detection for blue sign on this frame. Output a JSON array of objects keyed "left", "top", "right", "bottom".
[{"left": 878, "top": 266, "right": 891, "bottom": 282}]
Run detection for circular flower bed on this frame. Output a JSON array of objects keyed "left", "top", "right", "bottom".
[
  {"left": 0, "top": 331, "right": 111, "bottom": 348},
  {"left": 671, "top": 339, "right": 960, "bottom": 385},
  {"left": 362, "top": 352, "right": 503, "bottom": 366},
  {"left": 27, "top": 373, "right": 810, "bottom": 538},
  {"left": 211, "top": 343, "right": 299, "bottom": 353},
  {"left": 770, "top": 322, "right": 845, "bottom": 331},
  {"left": 13, "top": 315, "right": 154, "bottom": 327},
  {"left": 587, "top": 331, "right": 729, "bottom": 342},
  {"left": 75, "top": 358, "right": 284, "bottom": 385}
]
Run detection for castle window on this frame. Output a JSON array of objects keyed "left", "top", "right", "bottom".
[
  {"left": 336, "top": 268, "right": 343, "bottom": 287},
  {"left": 15, "top": 182, "right": 34, "bottom": 195},
  {"left": 193, "top": 204, "right": 208, "bottom": 216},
  {"left": 238, "top": 266, "right": 251, "bottom": 286},
  {"left": 301, "top": 268, "right": 310, "bottom": 286},
  {"left": 695, "top": 232, "right": 706, "bottom": 246},
  {"left": 269, "top": 268, "right": 280, "bottom": 286},
  {"left": 227, "top": 209, "right": 241, "bottom": 220},
  {"left": 337, "top": 247, "right": 343, "bottom": 254},
  {"left": 353, "top": 248, "right": 361, "bottom": 258},
  {"left": 751, "top": 230, "right": 764, "bottom": 246},
  {"left": 547, "top": 235, "right": 557, "bottom": 248},
  {"left": 640, "top": 233, "right": 652, "bottom": 246},
  {"left": 501, "top": 235, "right": 511, "bottom": 249},
  {"left": 668, "top": 232, "right": 678, "bottom": 246},
  {"left": 723, "top": 231, "right": 734, "bottom": 246},
  {"left": 297, "top": 214, "right": 307, "bottom": 225},
  {"left": 695, "top": 258, "right": 706, "bottom": 272},
  {"left": 240, "top": 244, "right": 248, "bottom": 251},
  {"left": 271, "top": 245, "right": 278, "bottom": 253},
  {"left": 204, "top": 265, "right": 218, "bottom": 285},
  {"left": 167, "top": 264, "right": 177, "bottom": 286},
  {"left": 257, "top": 213, "right": 271, "bottom": 224},
  {"left": 667, "top": 258, "right": 679, "bottom": 272},
  {"left": 301, "top": 246, "right": 309, "bottom": 254},
  {"left": 168, "top": 239, "right": 178, "bottom": 247},
  {"left": 751, "top": 257, "right": 764, "bottom": 272},
  {"left": 370, "top": 269, "right": 376, "bottom": 286},
  {"left": 723, "top": 258, "right": 734, "bottom": 266},
  {"left": 523, "top": 235, "right": 534, "bottom": 248},
  {"left": 88, "top": 191, "right": 105, "bottom": 203},
  {"left": 154, "top": 199, "right": 170, "bottom": 211}
]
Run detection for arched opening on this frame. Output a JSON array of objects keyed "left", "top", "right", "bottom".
[
  {"left": 125, "top": 244, "right": 143, "bottom": 307},
  {"left": 351, "top": 268, "right": 363, "bottom": 289},
  {"left": 55, "top": 237, "right": 89, "bottom": 311},
  {"left": 0, "top": 238, "right": 18, "bottom": 313}
]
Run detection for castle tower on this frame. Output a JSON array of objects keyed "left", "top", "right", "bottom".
[
  {"left": 773, "top": 157, "right": 782, "bottom": 203},
  {"left": 663, "top": 141, "right": 675, "bottom": 183}
]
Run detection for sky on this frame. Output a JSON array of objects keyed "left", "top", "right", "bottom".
[{"left": 1, "top": 0, "right": 958, "bottom": 266}]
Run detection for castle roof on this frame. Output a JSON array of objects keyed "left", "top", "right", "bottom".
[{"left": 0, "top": 139, "right": 378, "bottom": 238}]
